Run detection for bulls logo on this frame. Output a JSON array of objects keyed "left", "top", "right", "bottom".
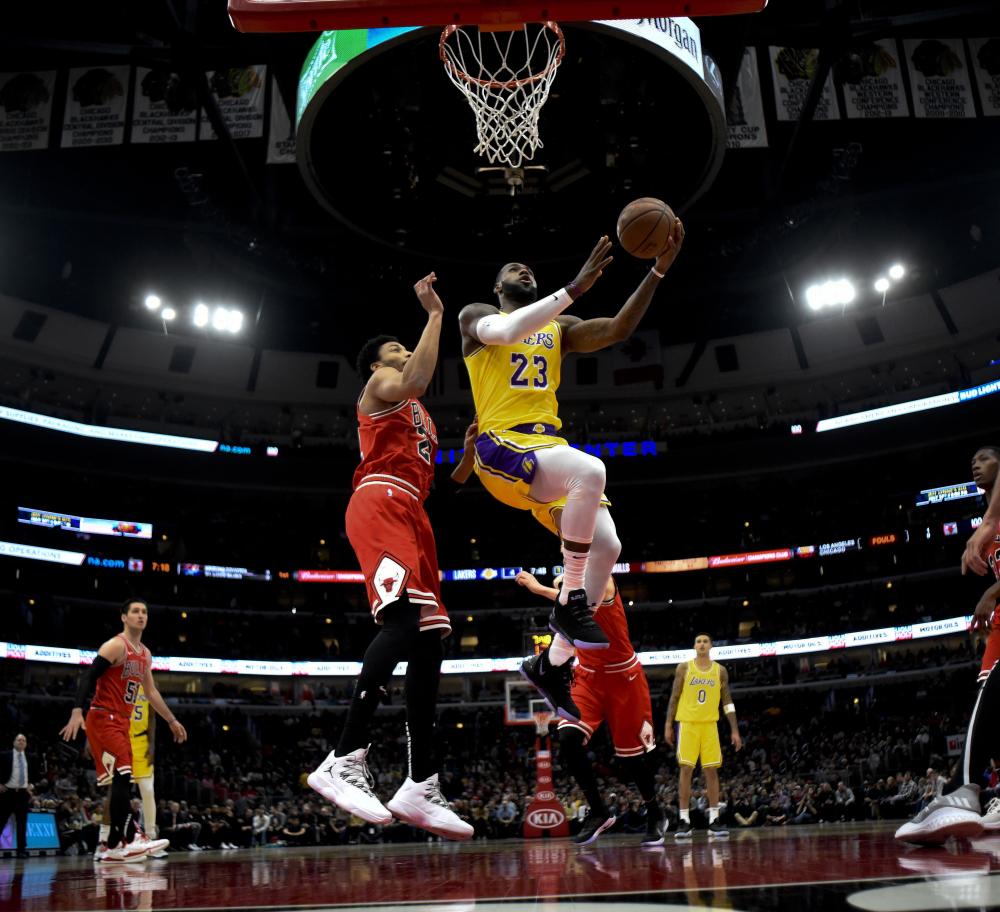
[
  {"left": 373, "top": 555, "right": 408, "bottom": 609},
  {"left": 640, "top": 721, "right": 655, "bottom": 750}
]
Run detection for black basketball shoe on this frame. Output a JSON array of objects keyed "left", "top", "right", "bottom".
[
  {"left": 641, "top": 804, "right": 665, "bottom": 847},
  {"left": 520, "top": 651, "right": 581, "bottom": 723},
  {"left": 549, "top": 589, "right": 609, "bottom": 649},
  {"left": 574, "top": 809, "right": 616, "bottom": 846},
  {"left": 674, "top": 818, "right": 693, "bottom": 840},
  {"left": 708, "top": 819, "right": 729, "bottom": 839}
]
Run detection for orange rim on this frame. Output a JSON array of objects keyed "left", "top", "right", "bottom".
[{"left": 439, "top": 21, "right": 565, "bottom": 91}]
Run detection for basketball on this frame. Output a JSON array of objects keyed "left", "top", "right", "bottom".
[{"left": 616, "top": 198, "right": 676, "bottom": 259}]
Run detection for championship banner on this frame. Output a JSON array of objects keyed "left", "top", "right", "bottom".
[
  {"left": 838, "top": 39, "right": 909, "bottom": 119},
  {"left": 727, "top": 47, "right": 768, "bottom": 147},
  {"left": 266, "top": 74, "right": 296, "bottom": 163},
  {"left": 904, "top": 38, "right": 975, "bottom": 119},
  {"left": 130, "top": 67, "right": 198, "bottom": 144},
  {"left": 969, "top": 38, "right": 1000, "bottom": 116},
  {"left": 61, "top": 66, "right": 129, "bottom": 148},
  {"left": 0, "top": 70, "right": 57, "bottom": 151},
  {"left": 200, "top": 65, "right": 266, "bottom": 140},
  {"left": 769, "top": 47, "right": 840, "bottom": 121}
]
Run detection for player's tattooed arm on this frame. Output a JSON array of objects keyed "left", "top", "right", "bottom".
[
  {"left": 450, "top": 418, "right": 479, "bottom": 484},
  {"left": 561, "top": 219, "right": 684, "bottom": 354},
  {"left": 663, "top": 662, "right": 687, "bottom": 745},
  {"left": 720, "top": 665, "right": 743, "bottom": 751}
]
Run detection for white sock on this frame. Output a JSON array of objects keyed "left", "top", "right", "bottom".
[
  {"left": 680, "top": 809, "right": 690, "bottom": 823},
  {"left": 709, "top": 806, "right": 719, "bottom": 823},
  {"left": 99, "top": 824, "right": 110, "bottom": 843},
  {"left": 558, "top": 546, "right": 589, "bottom": 604},
  {"left": 547, "top": 634, "right": 575, "bottom": 667}
]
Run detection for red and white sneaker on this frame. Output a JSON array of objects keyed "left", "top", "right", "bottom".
[
  {"left": 96, "top": 841, "right": 148, "bottom": 864},
  {"left": 982, "top": 797, "right": 1000, "bottom": 832},
  {"left": 386, "top": 774, "right": 474, "bottom": 840},
  {"left": 131, "top": 832, "right": 170, "bottom": 858}
]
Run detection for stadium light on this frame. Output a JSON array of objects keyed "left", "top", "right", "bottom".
[
  {"left": 888, "top": 263, "right": 905, "bottom": 280},
  {"left": 805, "top": 278, "right": 856, "bottom": 311},
  {"left": 874, "top": 277, "right": 890, "bottom": 293},
  {"left": 212, "top": 307, "right": 229, "bottom": 331},
  {"left": 193, "top": 303, "right": 209, "bottom": 328},
  {"left": 144, "top": 294, "right": 161, "bottom": 311},
  {"left": 161, "top": 307, "right": 177, "bottom": 321},
  {"left": 226, "top": 309, "right": 244, "bottom": 334}
]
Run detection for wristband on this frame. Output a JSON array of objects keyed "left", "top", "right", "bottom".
[
  {"left": 650, "top": 266, "right": 665, "bottom": 279},
  {"left": 565, "top": 281, "right": 582, "bottom": 301},
  {"left": 723, "top": 703, "right": 736, "bottom": 715}
]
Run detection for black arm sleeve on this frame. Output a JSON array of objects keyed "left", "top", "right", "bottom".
[{"left": 74, "top": 656, "right": 112, "bottom": 709}]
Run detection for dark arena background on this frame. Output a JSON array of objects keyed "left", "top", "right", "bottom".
[{"left": 1, "top": 0, "right": 1000, "bottom": 909}]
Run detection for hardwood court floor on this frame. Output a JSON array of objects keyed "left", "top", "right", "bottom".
[{"left": 3, "top": 823, "right": 1000, "bottom": 911}]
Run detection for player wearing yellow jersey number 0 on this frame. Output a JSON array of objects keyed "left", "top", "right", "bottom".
[{"left": 665, "top": 633, "right": 742, "bottom": 840}]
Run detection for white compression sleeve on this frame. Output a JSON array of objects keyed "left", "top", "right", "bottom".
[
  {"left": 138, "top": 774, "right": 157, "bottom": 837},
  {"left": 474, "top": 288, "right": 575, "bottom": 345}
]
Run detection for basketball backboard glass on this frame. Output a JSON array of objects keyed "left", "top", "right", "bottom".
[{"left": 230, "top": 0, "right": 768, "bottom": 33}]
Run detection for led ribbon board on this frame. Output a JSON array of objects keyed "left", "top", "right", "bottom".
[{"left": 19, "top": 506, "right": 153, "bottom": 539}]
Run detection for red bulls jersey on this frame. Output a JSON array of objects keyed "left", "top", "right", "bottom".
[
  {"left": 93, "top": 634, "right": 149, "bottom": 717},
  {"left": 578, "top": 591, "right": 639, "bottom": 672},
  {"left": 353, "top": 398, "right": 438, "bottom": 501}
]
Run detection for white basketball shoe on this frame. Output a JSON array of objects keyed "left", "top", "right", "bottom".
[
  {"left": 386, "top": 773, "right": 474, "bottom": 840},
  {"left": 307, "top": 746, "right": 392, "bottom": 825},
  {"left": 895, "top": 784, "right": 984, "bottom": 845}
]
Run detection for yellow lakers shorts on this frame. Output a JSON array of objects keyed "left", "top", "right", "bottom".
[
  {"left": 676, "top": 720, "right": 722, "bottom": 768},
  {"left": 130, "top": 734, "right": 153, "bottom": 781},
  {"left": 473, "top": 429, "right": 610, "bottom": 537}
]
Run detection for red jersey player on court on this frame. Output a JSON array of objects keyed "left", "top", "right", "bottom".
[
  {"left": 307, "top": 273, "right": 472, "bottom": 840},
  {"left": 515, "top": 571, "right": 664, "bottom": 846},
  {"left": 59, "top": 599, "right": 185, "bottom": 863}
]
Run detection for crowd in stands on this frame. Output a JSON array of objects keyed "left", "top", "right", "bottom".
[
  {"left": 0, "top": 563, "right": 983, "bottom": 665},
  {"left": 4, "top": 663, "right": 994, "bottom": 855}
]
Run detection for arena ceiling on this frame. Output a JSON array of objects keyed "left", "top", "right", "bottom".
[{"left": 0, "top": 0, "right": 998, "bottom": 361}]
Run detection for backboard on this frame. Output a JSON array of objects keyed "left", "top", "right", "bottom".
[
  {"left": 504, "top": 677, "right": 550, "bottom": 726},
  {"left": 229, "top": 0, "right": 768, "bottom": 33}
]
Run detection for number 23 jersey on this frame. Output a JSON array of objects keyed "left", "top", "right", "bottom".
[
  {"left": 93, "top": 633, "right": 150, "bottom": 717},
  {"left": 463, "top": 316, "right": 562, "bottom": 434},
  {"left": 352, "top": 398, "right": 438, "bottom": 501}
]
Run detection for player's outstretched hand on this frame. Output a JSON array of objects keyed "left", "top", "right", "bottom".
[
  {"left": 652, "top": 218, "right": 685, "bottom": 276},
  {"left": 59, "top": 709, "right": 85, "bottom": 742},
  {"left": 971, "top": 591, "right": 995, "bottom": 633},
  {"left": 962, "top": 522, "right": 992, "bottom": 576},
  {"left": 168, "top": 719, "right": 188, "bottom": 743},
  {"left": 414, "top": 272, "right": 444, "bottom": 317},
  {"left": 572, "top": 236, "right": 614, "bottom": 295},
  {"left": 515, "top": 570, "right": 540, "bottom": 592},
  {"left": 731, "top": 730, "right": 743, "bottom": 751},
  {"left": 462, "top": 418, "right": 479, "bottom": 451}
]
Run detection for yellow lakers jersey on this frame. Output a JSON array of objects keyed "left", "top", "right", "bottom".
[
  {"left": 130, "top": 685, "right": 149, "bottom": 738},
  {"left": 677, "top": 661, "right": 721, "bottom": 722},
  {"left": 464, "top": 316, "right": 563, "bottom": 433}
]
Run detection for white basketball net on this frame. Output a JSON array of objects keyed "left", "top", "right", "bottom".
[{"left": 440, "top": 22, "right": 565, "bottom": 169}]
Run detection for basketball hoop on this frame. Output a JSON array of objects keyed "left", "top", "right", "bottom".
[
  {"left": 440, "top": 21, "right": 565, "bottom": 168},
  {"left": 532, "top": 709, "right": 554, "bottom": 735}
]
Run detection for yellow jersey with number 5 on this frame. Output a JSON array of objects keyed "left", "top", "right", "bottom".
[
  {"left": 677, "top": 661, "right": 721, "bottom": 722},
  {"left": 464, "top": 315, "right": 563, "bottom": 433},
  {"left": 130, "top": 685, "right": 149, "bottom": 738}
]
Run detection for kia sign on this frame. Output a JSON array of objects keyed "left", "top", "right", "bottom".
[{"left": 526, "top": 808, "right": 566, "bottom": 829}]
